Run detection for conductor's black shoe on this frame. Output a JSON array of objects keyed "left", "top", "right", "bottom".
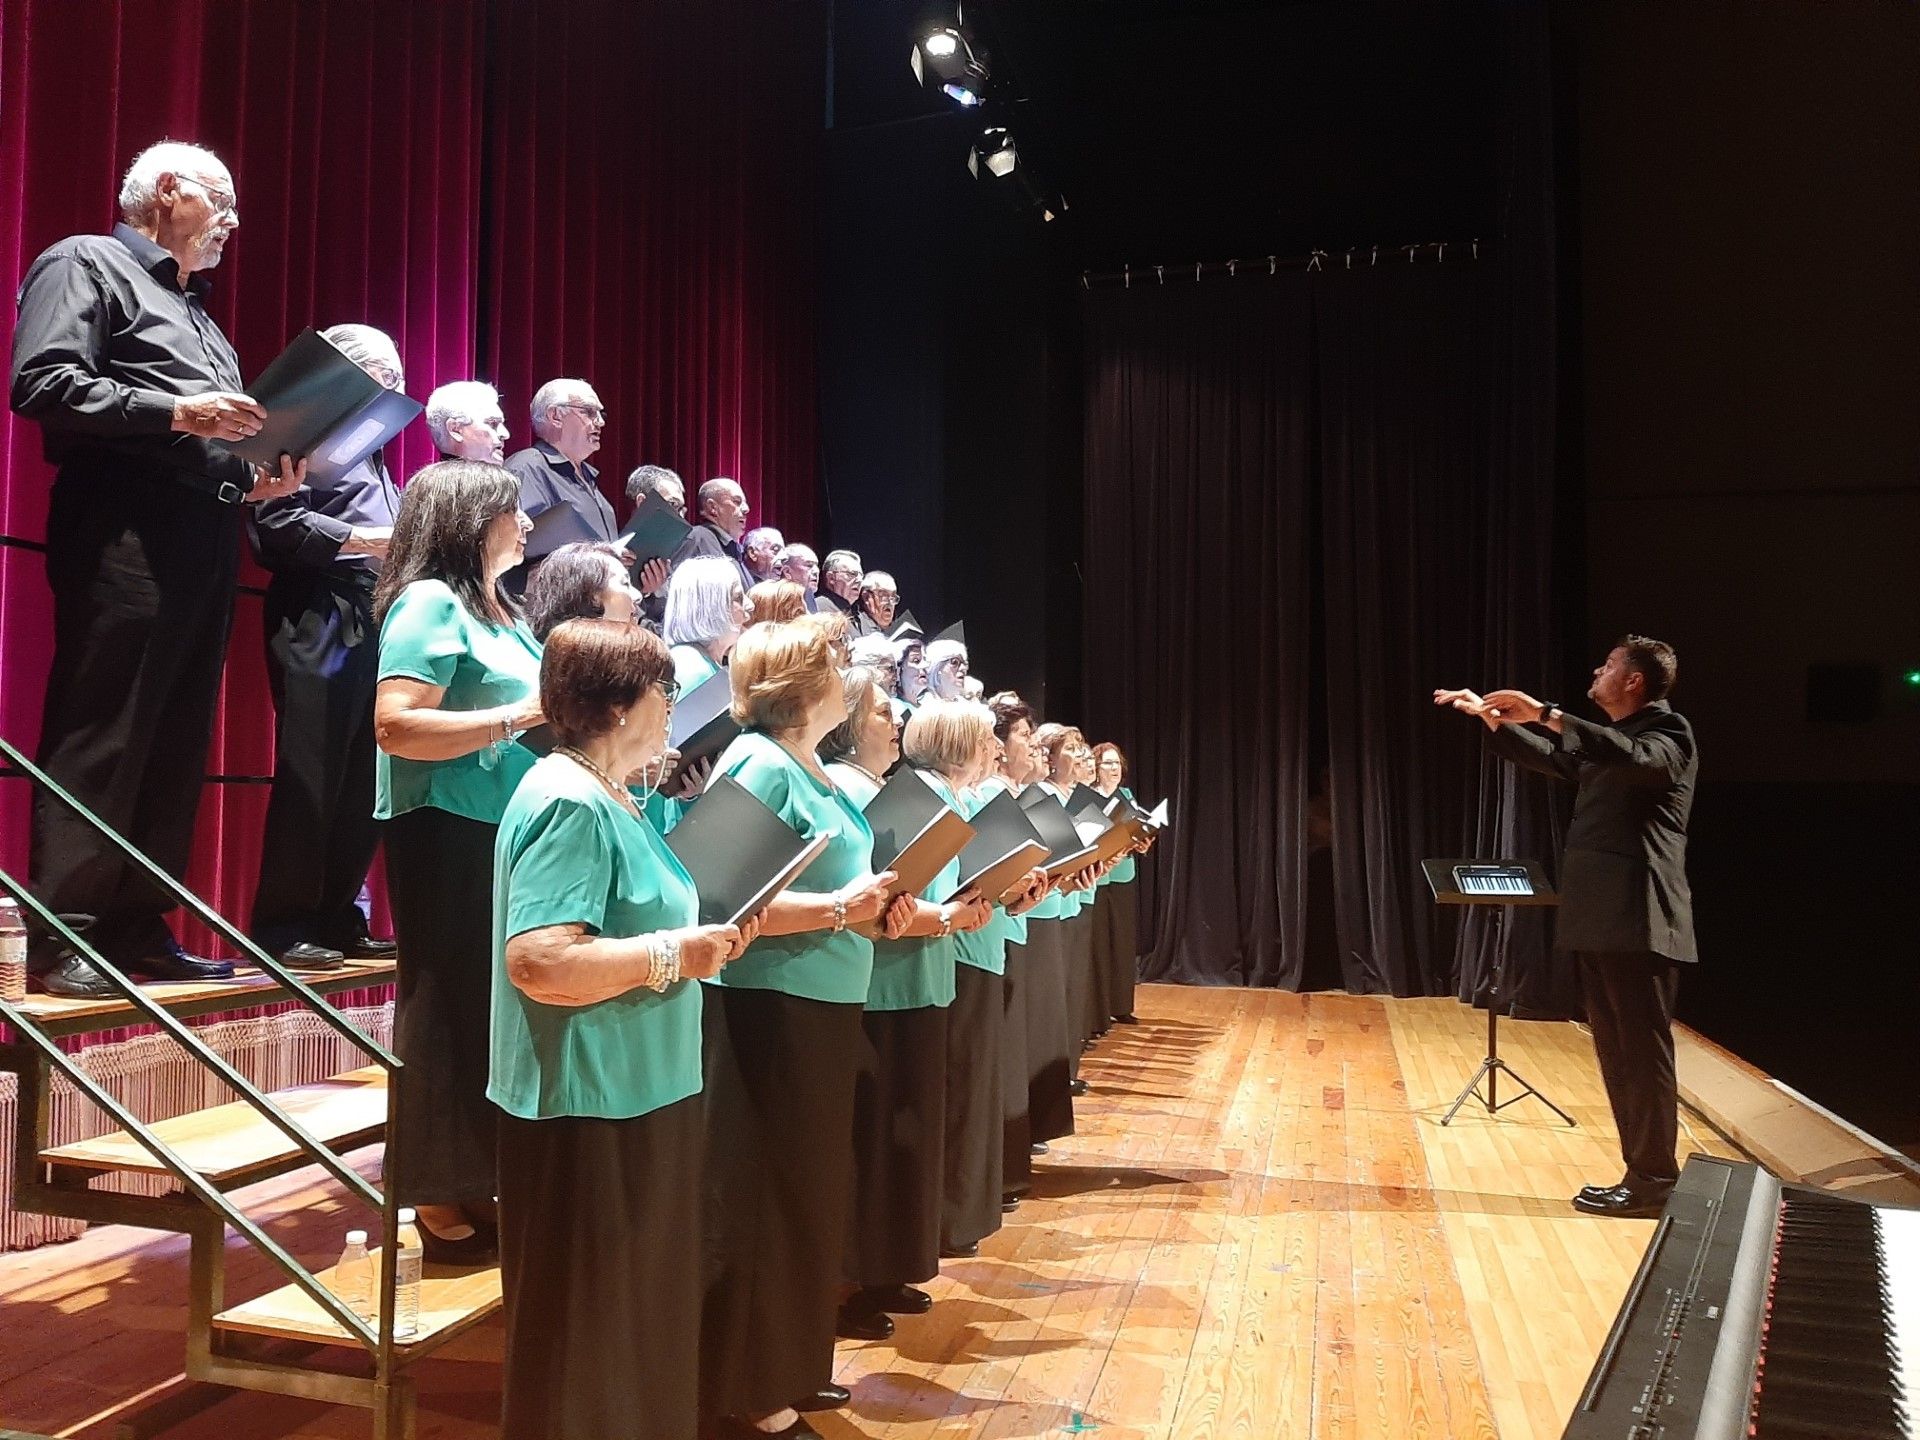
[
  {"left": 1070, "top": 1078, "right": 1089, "bottom": 1096},
  {"left": 1576, "top": 1178, "right": 1628, "bottom": 1204},
  {"left": 941, "top": 1242, "right": 979, "bottom": 1259},
  {"left": 796, "top": 1385, "right": 850, "bottom": 1412},
  {"left": 1001, "top": 1196, "right": 1022, "bottom": 1213},
  {"left": 337, "top": 933, "right": 399, "bottom": 961},
  {"left": 1115, "top": 1013, "right": 1139, "bottom": 1024},
  {"left": 1572, "top": 1184, "right": 1671, "bottom": 1219},
  {"left": 852, "top": 1284, "right": 932, "bottom": 1316},
  {"left": 125, "top": 940, "right": 234, "bottom": 983},
  {"left": 1030, "top": 1141, "right": 1050, "bottom": 1156},
  {"left": 276, "top": 941, "right": 346, "bottom": 972},
  {"left": 29, "top": 948, "right": 116, "bottom": 998},
  {"left": 834, "top": 1304, "right": 894, "bottom": 1341}
]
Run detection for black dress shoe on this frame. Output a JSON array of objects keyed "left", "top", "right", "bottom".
[
  {"left": 1576, "top": 1178, "right": 1628, "bottom": 1203},
  {"left": 276, "top": 941, "right": 346, "bottom": 972},
  {"left": 29, "top": 948, "right": 117, "bottom": 998},
  {"left": 941, "top": 1242, "right": 979, "bottom": 1259},
  {"left": 835, "top": 1304, "right": 894, "bottom": 1341},
  {"left": 851, "top": 1284, "right": 931, "bottom": 1316},
  {"left": 795, "top": 1385, "right": 849, "bottom": 1412},
  {"left": 1114, "top": 1013, "right": 1139, "bottom": 1024},
  {"left": 336, "top": 934, "right": 399, "bottom": 961},
  {"left": 1030, "top": 1141, "right": 1050, "bottom": 1156},
  {"left": 125, "top": 940, "right": 234, "bottom": 982},
  {"left": 1001, "top": 1196, "right": 1022, "bottom": 1214},
  {"left": 1070, "top": 1078, "right": 1089, "bottom": 1096},
  {"left": 1572, "top": 1184, "right": 1672, "bottom": 1219},
  {"left": 417, "top": 1220, "right": 499, "bottom": 1267}
]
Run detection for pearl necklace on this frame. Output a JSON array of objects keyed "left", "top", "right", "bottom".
[
  {"left": 556, "top": 746, "right": 643, "bottom": 818},
  {"left": 837, "top": 758, "right": 887, "bottom": 788}
]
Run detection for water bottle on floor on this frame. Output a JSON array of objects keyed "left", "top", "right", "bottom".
[
  {"left": 334, "top": 1229, "right": 374, "bottom": 1322},
  {"left": 394, "top": 1208, "right": 423, "bottom": 1338},
  {"left": 0, "top": 898, "right": 28, "bottom": 1004}
]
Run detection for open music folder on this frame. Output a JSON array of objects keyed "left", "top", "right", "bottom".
[
  {"left": 663, "top": 774, "right": 827, "bottom": 927},
  {"left": 1018, "top": 790, "right": 1100, "bottom": 878},
  {"left": 950, "top": 789, "right": 1051, "bottom": 904},
  {"left": 228, "top": 328, "right": 423, "bottom": 485},
  {"left": 667, "top": 668, "right": 739, "bottom": 772},
  {"left": 618, "top": 491, "right": 692, "bottom": 570},
  {"left": 862, "top": 767, "right": 976, "bottom": 900}
]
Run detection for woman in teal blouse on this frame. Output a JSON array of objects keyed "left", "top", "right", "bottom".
[
  {"left": 818, "top": 663, "right": 899, "bottom": 803},
  {"left": 984, "top": 690, "right": 1045, "bottom": 1206},
  {"left": 843, "top": 701, "right": 993, "bottom": 1328},
  {"left": 1093, "top": 741, "right": 1147, "bottom": 1027},
  {"left": 372, "top": 460, "right": 543, "bottom": 1263},
  {"left": 662, "top": 554, "right": 749, "bottom": 693},
  {"left": 492, "top": 619, "right": 750, "bottom": 1440},
  {"left": 699, "top": 620, "right": 902, "bottom": 1439}
]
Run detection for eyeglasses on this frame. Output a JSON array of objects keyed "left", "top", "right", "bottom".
[
  {"left": 366, "top": 362, "right": 403, "bottom": 391},
  {"left": 561, "top": 402, "right": 607, "bottom": 422},
  {"left": 176, "top": 176, "right": 238, "bottom": 218},
  {"left": 656, "top": 677, "right": 681, "bottom": 705}
]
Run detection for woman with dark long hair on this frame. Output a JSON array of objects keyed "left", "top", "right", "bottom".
[{"left": 373, "top": 460, "right": 541, "bottom": 1262}]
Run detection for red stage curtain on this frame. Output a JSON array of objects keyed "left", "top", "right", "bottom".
[
  {"left": 0, "top": 0, "right": 823, "bottom": 949},
  {"left": 480, "top": 0, "right": 823, "bottom": 531}
]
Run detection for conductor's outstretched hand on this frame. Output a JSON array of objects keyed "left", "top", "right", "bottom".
[{"left": 1433, "top": 687, "right": 1501, "bottom": 731}]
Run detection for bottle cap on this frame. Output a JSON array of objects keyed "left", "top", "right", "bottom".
[
  {"left": 345, "top": 1229, "right": 368, "bottom": 1245},
  {"left": 397, "top": 1206, "right": 416, "bottom": 1223}
]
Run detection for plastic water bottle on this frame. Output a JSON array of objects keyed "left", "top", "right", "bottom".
[
  {"left": 334, "top": 1229, "right": 374, "bottom": 1322},
  {"left": 0, "top": 898, "right": 27, "bottom": 1004},
  {"left": 393, "top": 1207, "right": 423, "bottom": 1338}
]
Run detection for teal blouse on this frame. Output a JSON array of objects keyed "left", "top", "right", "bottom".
[
  {"left": 707, "top": 730, "right": 877, "bottom": 1004},
  {"left": 670, "top": 643, "right": 722, "bottom": 695},
  {"left": 376, "top": 579, "right": 542, "bottom": 824},
  {"left": 489, "top": 757, "right": 703, "bottom": 1121},
  {"left": 865, "top": 767, "right": 963, "bottom": 1009},
  {"left": 1100, "top": 785, "right": 1139, "bottom": 885}
]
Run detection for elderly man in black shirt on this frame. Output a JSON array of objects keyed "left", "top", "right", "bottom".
[
  {"left": 503, "top": 377, "right": 619, "bottom": 590},
  {"left": 1437, "top": 634, "right": 1698, "bottom": 1219},
  {"left": 669, "top": 475, "right": 754, "bottom": 591},
  {"left": 246, "top": 324, "right": 409, "bottom": 972},
  {"left": 10, "top": 140, "right": 303, "bottom": 995}
]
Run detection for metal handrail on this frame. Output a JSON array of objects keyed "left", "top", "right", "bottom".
[
  {"left": 0, "top": 993, "right": 379, "bottom": 1349},
  {"left": 0, "top": 736, "right": 396, "bottom": 1070},
  {"left": 0, "top": 876, "right": 385, "bottom": 1209}
]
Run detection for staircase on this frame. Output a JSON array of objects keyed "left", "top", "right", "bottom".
[{"left": 0, "top": 738, "right": 500, "bottom": 1439}]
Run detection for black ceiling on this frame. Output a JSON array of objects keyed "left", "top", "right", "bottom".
[{"left": 831, "top": 0, "right": 1511, "bottom": 269}]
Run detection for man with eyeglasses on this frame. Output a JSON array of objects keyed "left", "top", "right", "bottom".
[
  {"left": 245, "top": 324, "right": 410, "bottom": 973},
  {"left": 819, "top": 548, "right": 863, "bottom": 615},
  {"left": 9, "top": 140, "right": 305, "bottom": 996},
  {"left": 503, "top": 377, "right": 623, "bottom": 592}
]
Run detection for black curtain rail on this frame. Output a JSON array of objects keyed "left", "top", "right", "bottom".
[{"left": 1080, "top": 239, "right": 1487, "bottom": 290}]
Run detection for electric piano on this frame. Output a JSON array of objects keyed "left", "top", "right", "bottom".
[{"left": 1565, "top": 1154, "right": 1919, "bottom": 1438}]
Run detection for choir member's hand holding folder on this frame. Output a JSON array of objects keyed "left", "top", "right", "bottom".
[
  {"left": 861, "top": 768, "right": 976, "bottom": 902},
  {"left": 227, "top": 328, "right": 424, "bottom": 485},
  {"left": 618, "top": 492, "right": 693, "bottom": 575},
  {"left": 665, "top": 669, "right": 740, "bottom": 775},
  {"left": 950, "top": 789, "right": 1050, "bottom": 905},
  {"left": 663, "top": 774, "right": 828, "bottom": 927}
]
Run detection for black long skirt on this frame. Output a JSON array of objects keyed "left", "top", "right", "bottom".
[
  {"left": 846, "top": 1004, "right": 948, "bottom": 1287},
  {"left": 941, "top": 963, "right": 1004, "bottom": 1251},
  {"left": 1023, "top": 919, "right": 1075, "bottom": 1143},
  {"left": 382, "top": 807, "right": 499, "bottom": 1205},
  {"left": 1086, "top": 887, "right": 1114, "bottom": 1038},
  {"left": 701, "top": 986, "right": 864, "bottom": 1418},
  {"left": 1000, "top": 941, "right": 1032, "bottom": 1197},
  {"left": 1060, "top": 903, "right": 1098, "bottom": 1064},
  {"left": 1103, "top": 882, "right": 1140, "bottom": 1021},
  {"left": 499, "top": 1101, "right": 702, "bottom": 1440}
]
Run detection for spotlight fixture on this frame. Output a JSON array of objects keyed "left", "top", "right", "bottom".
[
  {"left": 911, "top": 22, "right": 990, "bottom": 107},
  {"left": 967, "top": 128, "right": 1066, "bottom": 222}
]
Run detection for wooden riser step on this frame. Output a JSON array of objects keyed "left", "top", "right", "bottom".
[
  {"left": 213, "top": 1260, "right": 502, "bottom": 1356},
  {"left": 39, "top": 1066, "right": 388, "bottom": 1188}
]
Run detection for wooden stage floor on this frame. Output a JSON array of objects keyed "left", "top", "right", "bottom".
[{"left": 0, "top": 984, "right": 1739, "bottom": 1439}]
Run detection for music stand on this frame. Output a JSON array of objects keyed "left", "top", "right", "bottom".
[{"left": 1422, "top": 858, "right": 1576, "bottom": 1127}]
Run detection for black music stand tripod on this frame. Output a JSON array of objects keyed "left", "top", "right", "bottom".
[{"left": 1421, "top": 858, "right": 1575, "bottom": 1127}]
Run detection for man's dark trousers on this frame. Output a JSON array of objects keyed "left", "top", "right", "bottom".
[
  {"left": 250, "top": 567, "right": 381, "bottom": 951},
  {"left": 32, "top": 473, "right": 239, "bottom": 955},
  {"left": 1573, "top": 948, "right": 1680, "bottom": 1187}
]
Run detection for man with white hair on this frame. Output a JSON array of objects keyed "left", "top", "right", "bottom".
[
  {"left": 820, "top": 548, "right": 863, "bottom": 614},
  {"left": 777, "top": 542, "right": 822, "bottom": 611},
  {"left": 742, "top": 525, "right": 785, "bottom": 583},
  {"left": 9, "top": 140, "right": 303, "bottom": 995},
  {"left": 503, "top": 377, "right": 619, "bottom": 590},
  {"left": 669, "top": 475, "right": 754, "bottom": 591},
  {"left": 245, "top": 324, "right": 412, "bottom": 971},
  {"left": 425, "top": 380, "right": 509, "bottom": 462}
]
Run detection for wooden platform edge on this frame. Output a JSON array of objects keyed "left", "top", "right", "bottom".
[
  {"left": 1674, "top": 1022, "right": 1920, "bottom": 1206},
  {"left": 212, "top": 1261, "right": 503, "bottom": 1358}
]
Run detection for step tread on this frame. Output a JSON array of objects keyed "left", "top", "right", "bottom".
[
  {"left": 40, "top": 1066, "right": 387, "bottom": 1183},
  {"left": 213, "top": 1260, "right": 502, "bottom": 1352}
]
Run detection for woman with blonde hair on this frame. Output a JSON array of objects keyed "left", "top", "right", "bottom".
[{"left": 747, "top": 578, "right": 808, "bottom": 624}]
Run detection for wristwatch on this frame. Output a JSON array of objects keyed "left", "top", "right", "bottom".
[{"left": 1542, "top": 703, "right": 1562, "bottom": 724}]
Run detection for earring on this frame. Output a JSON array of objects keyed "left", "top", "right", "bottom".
[{"left": 618, "top": 713, "right": 627, "bottom": 727}]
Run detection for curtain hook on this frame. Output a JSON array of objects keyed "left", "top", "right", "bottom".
[
  {"left": 1472, "top": 237, "right": 1480, "bottom": 261},
  {"left": 1403, "top": 244, "right": 1418, "bottom": 264},
  {"left": 1307, "top": 249, "right": 1324, "bottom": 272},
  {"left": 1080, "top": 272, "right": 1090, "bottom": 289},
  {"left": 1268, "top": 255, "right": 1277, "bottom": 276},
  {"left": 1370, "top": 246, "right": 1378, "bottom": 267},
  {"left": 1228, "top": 259, "right": 1237, "bottom": 278},
  {"left": 1124, "top": 264, "right": 1130, "bottom": 289},
  {"left": 1436, "top": 242, "right": 1446, "bottom": 262},
  {"left": 1194, "top": 261, "right": 1202, "bottom": 283},
  {"left": 1345, "top": 249, "right": 1353, "bottom": 270},
  {"left": 1155, "top": 264, "right": 1164, "bottom": 285}
]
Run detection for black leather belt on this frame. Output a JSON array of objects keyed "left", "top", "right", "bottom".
[{"left": 164, "top": 467, "right": 250, "bottom": 506}]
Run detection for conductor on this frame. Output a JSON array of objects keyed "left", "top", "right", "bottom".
[{"left": 1436, "top": 635, "right": 1696, "bottom": 1219}]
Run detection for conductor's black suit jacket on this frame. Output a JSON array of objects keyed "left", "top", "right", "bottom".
[{"left": 1489, "top": 700, "right": 1698, "bottom": 963}]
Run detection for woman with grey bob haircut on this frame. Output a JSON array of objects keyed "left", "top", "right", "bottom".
[{"left": 661, "top": 554, "right": 749, "bottom": 693}]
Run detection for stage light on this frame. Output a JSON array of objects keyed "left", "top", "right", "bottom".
[
  {"left": 968, "top": 127, "right": 1066, "bottom": 222},
  {"left": 911, "top": 24, "right": 990, "bottom": 108},
  {"left": 1905, "top": 668, "right": 1920, "bottom": 687}
]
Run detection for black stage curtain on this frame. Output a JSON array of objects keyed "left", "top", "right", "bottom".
[{"left": 1082, "top": 9, "right": 1577, "bottom": 1010}]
